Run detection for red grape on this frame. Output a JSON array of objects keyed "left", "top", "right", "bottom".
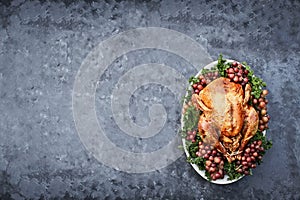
[
  {"left": 209, "top": 167, "right": 216, "bottom": 173},
  {"left": 214, "top": 157, "right": 221, "bottom": 164},
  {"left": 197, "top": 85, "right": 203, "bottom": 90},
  {"left": 261, "top": 109, "right": 267, "bottom": 116},
  {"left": 215, "top": 173, "right": 221, "bottom": 179},
  {"left": 262, "top": 90, "right": 268, "bottom": 96},
  {"left": 259, "top": 102, "right": 266, "bottom": 108},
  {"left": 262, "top": 116, "right": 269, "bottom": 123},
  {"left": 246, "top": 157, "right": 252, "bottom": 162},
  {"left": 228, "top": 73, "right": 235, "bottom": 79},
  {"left": 253, "top": 99, "right": 258, "bottom": 104},
  {"left": 233, "top": 76, "right": 239, "bottom": 82},
  {"left": 245, "top": 148, "right": 251, "bottom": 154},
  {"left": 228, "top": 68, "right": 234, "bottom": 74},
  {"left": 206, "top": 160, "right": 212, "bottom": 166}
]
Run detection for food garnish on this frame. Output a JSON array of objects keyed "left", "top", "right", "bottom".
[{"left": 181, "top": 55, "right": 272, "bottom": 181}]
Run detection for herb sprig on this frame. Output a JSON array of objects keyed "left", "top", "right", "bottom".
[
  {"left": 182, "top": 105, "right": 200, "bottom": 133},
  {"left": 216, "top": 54, "right": 231, "bottom": 77},
  {"left": 242, "top": 62, "right": 266, "bottom": 99},
  {"left": 188, "top": 76, "right": 200, "bottom": 85},
  {"left": 250, "top": 131, "right": 273, "bottom": 151},
  {"left": 224, "top": 162, "right": 244, "bottom": 180}
]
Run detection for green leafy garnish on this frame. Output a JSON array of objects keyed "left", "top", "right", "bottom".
[
  {"left": 205, "top": 170, "right": 212, "bottom": 181},
  {"left": 188, "top": 76, "right": 200, "bottom": 85},
  {"left": 241, "top": 62, "right": 266, "bottom": 99},
  {"left": 191, "top": 157, "right": 206, "bottom": 170},
  {"left": 241, "top": 62, "right": 254, "bottom": 77},
  {"left": 250, "top": 76, "right": 267, "bottom": 99},
  {"left": 216, "top": 54, "right": 231, "bottom": 77},
  {"left": 188, "top": 141, "right": 199, "bottom": 158},
  {"left": 201, "top": 67, "right": 217, "bottom": 75},
  {"left": 181, "top": 89, "right": 193, "bottom": 104},
  {"left": 250, "top": 131, "right": 273, "bottom": 151},
  {"left": 182, "top": 105, "right": 200, "bottom": 133},
  {"left": 224, "top": 162, "right": 244, "bottom": 180}
]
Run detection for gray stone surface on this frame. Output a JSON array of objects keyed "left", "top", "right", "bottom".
[{"left": 0, "top": 0, "right": 300, "bottom": 199}]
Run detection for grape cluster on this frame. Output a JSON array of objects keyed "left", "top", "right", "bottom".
[
  {"left": 252, "top": 90, "right": 270, "bottom": 131},
  {"left": 186, "top": 130, "right": 196, "bottom": 143},
  {"left": 192, "top": 72, "right": 219, "bottom": 95},
  {"left": 236, "top": 140, "right": 264, "bottom": 175},
  {"left": 196, "top": 141, "right": 225, "bottom": 180},
  {"left": 225, "top": 62, "right": 249, "bottom": 86},
  {"left": 192, "top": 77, "right": 207, "bottom": 95},
  {"left": 202, "top": 71, "right": 219, "bottom": 83}
]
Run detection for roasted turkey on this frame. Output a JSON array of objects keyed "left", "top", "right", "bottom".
[{"left": 192, "top": 77, "right": 259, "bottom": 162}]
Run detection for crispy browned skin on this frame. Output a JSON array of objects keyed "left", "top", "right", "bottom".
[
  {"left": 239, "top": 105, "right": 259, "bottom": 151},
  {"left": 192, "top": 77, "right": 259, "bottom": 162},
  {"left": 193, "top": 77, "right": 244, "bottom": 137},
  {"left": 197, "top": 114, "right": 232, "bottom": 161}
]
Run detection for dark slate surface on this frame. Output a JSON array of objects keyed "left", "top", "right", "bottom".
[{"left": 1, "top": 0, "right": 300, "bottom": 199}]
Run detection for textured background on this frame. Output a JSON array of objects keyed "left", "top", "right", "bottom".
[{"left": 1, "top": 0, "right": 300, "bottom": 199}]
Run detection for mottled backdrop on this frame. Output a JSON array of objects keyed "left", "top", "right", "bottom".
[{"left": 0, "top": 0, "right": 300, "bottom": 199}]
